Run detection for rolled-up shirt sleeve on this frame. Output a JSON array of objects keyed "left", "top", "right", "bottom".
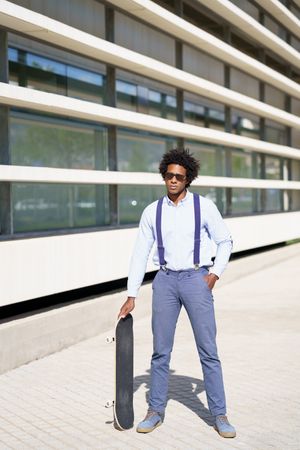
[
  {"left": 205, "top": 200, "right": 233, "bottom": 278},
  {"left": 127, "top": 207, "right": 155, "bottom": 298}
]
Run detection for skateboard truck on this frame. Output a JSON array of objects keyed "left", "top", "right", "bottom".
[{"left": 105, "top": 400, "right": 114, "bottom": 408}]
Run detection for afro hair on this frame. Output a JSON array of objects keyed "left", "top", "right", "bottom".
[{"left": 159, "top": 148, "right": 200, "bottom": 188}]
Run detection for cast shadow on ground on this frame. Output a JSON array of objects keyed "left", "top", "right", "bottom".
[{"left": 134, "top": 369, "right": 215, "bottom": 427}]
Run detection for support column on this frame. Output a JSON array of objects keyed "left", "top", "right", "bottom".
[
  {"left": 287, "top": 159, "right": 292, "bottom": 211},
  {"left": 223, "top": 26, "right": 232, "bottom": 216},
  {"left": 284, "top": 66, "right": 292, "bottom": 211},
  {"left": 0, "top": 30, "right": 13, "bottom": 236},
  {"left": 105, "top": 6, "right": 118, "bottom": 226},
  {"left": 175, "top": 0, "right": 184, "bottom": 149},
  {"left": 258, "top": 45, "right": 266, "bottom": 212}
]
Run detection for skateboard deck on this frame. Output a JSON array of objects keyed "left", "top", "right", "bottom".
[{"left": 107, "top": 314, "right": 134, "bottom": 430}]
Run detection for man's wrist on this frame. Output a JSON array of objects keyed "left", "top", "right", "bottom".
[{"left": 209, "top": 272, "right": 219, "bottom": 280}]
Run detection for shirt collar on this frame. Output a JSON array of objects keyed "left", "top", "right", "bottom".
[{"left": 165, "top": 189, "right": 191, "bottom": 206}]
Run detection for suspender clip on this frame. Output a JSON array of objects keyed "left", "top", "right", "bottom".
[
  {"left": 194, "top": 264, "right": 200, "bottom": 271},
  {"left": 161, "top": 265, "right": 167, "bottom": 271}
]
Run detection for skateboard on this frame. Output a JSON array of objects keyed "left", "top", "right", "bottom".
[{"left": 105, "top": 314, "right": 134, "bottom": 430}]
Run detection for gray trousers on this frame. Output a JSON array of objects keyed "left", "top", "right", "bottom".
[{"left": 149, "top": 267, "right": 226, "bottom": 416}]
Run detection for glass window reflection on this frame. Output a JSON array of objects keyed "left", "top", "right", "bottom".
[
  {"left": 117, "top": 129, "right": 176, "bottom": 172},
  {"left": 8, "top": 47, "right": 18, "bottom": 62},
  {"left": 118, "top": 185, "right": 165, "bottom": 224},
  {"left": 116, "top": 80, "right": 138, "bottom": 111},
  {"left": 12, "top": 183, "right": 109, "bottom": 233},
  {"left": 67, "top": 66, "right": 104, "bottom": 103},
  {"left": 10, "top": 113, "right": 107, "bottom": 171},
  {"left": 232, "top": 150, "right": 252, "bottom": 178},
  {"left": 232, "top": 188, "right": 253, "bottom": 214}
]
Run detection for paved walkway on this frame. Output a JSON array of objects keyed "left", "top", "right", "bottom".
[{"left": 0, "top": 246, "right": 300, "bottom": 449}]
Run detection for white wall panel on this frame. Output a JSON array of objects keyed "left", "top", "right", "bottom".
[
  {"left": 231, "top": 68, "right": 259, "bottom": 100},
  {"left": 8, "top": 0, "right": 105, "bottom": 38},
  {"left": 183, "top": 44, "right": 224, "bottom": 86},
  {"left": 265, "top": 84, "right": 285, "bottom": 110},
  {"left": 1, "top": 211, "right": 299, "bottom": 306},
  {"left": 195, "top": 0, "right": 300, "bottom": 68},
  {"left": 258, "top": 0, "right": 300, "bottom": 38},
  {"left": 115, "top": 11, "right": 175, "bottom": 66}
]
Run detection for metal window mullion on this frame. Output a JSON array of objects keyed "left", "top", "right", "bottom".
[
  {"left": 105, "top": 5, "right": 118, "bottom": 226},
  {"left": 284, "top": 66, "right": 292, "bottom": 211},
  {"left": 224, "top": 26, "right": 232, "bottom": 216},
  {"left": 0, "top": 30, "right": 12, "bottom": 236},
  {"left": 258, "top": 45, "right": 267, "bottom": 213},
  {"left": 175, "top": 0, "right": 184, "bottom": 149}
]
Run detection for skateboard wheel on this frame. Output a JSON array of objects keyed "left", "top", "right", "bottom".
[
  {"left": 105, "top": 400, "right": 114, "bottom": 408},
  {"left": 105, "top": 336, "right": 115, "bottom": 343}
]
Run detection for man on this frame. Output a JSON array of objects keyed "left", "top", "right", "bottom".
[{"left": 118, "top": 148, "right": 236, "bottom": 438}]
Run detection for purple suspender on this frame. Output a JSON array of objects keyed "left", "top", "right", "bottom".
[
  {"left": 156, "top": 193, "right": 201, "bottom": 270},
  {"left": 156, "top": 197, "right": 166, "bottom": 268},
  {"left": 193, "top": 192, "right": 201, "bottom": 269}
]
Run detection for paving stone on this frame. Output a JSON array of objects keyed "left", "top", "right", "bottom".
[{"left": 0, "top": 249, "right": 300, "bottom": 449}]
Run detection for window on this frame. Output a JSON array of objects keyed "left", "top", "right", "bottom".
[
  {"left": 118, "top": 185, "right": 165, "bottom": 224},
  {"left": 10, "top": 113, "right": 107, "bottom": 171},
  {"left": 9, "top": 47, "right": 105, "bottom": 103},
  {"left": 232, "top": 188, "right": 253, "bottom": 214},
  {"left": 232, "top": 150, "right": 252, "bottom": 178},
  {"left": 12, "top": 183, "right": 109, "bottom": 232},
  {"left": 116, "top": 80, "right": 138, "bottom": 111},
  {"left": 117, "top": 129, "right": 176, "bottom": 172},
  {"left": 186, "top": 141, "right": 225, "bottom": 176}
]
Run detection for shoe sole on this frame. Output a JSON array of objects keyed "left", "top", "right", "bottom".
[
  {"left": 214, "top": 425, "right": 236, "bottom": 438},
  {"left": 136, "top": 420, "right": 162, "bottom": 433}
]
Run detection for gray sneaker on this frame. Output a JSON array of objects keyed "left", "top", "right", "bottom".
[
  {"left": 214, "top": 415, "right": 236, "bottom": 438},
  {"left": 136, "top": 410, "right": 162, "bottom": 433}
]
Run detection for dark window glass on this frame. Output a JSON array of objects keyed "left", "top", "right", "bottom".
[
  {"left": 8, "top": 47, "right": 18, "bottom": 62},
  {"left": 8, "top": 47, "right": 105, "bottom": 102},
  {"left": 190, "top": 187, "right": 226, "bottom": 215},
  {"left": 12, "top": 183, "right": 109, "bottom": 233},
  {"left": 148, "top": 90, "right": 176, "bottom": 119},
  {"left": 190, "top": 187, "right": 216, "bottom": 203},
  {"left": 118, "top": 185, "right": 165, "bottom": 224},
  {"left": 233, "top": 111, "right": 260, "bottom": 139},
  {"left": 116, "top": 80, "right": 138, "bottom": 111},
  {"left": 149, "top": 90, "right": 162, "bottom": 117},
  {"left": 265, "top": 122, "right": 286, "bottom": 145},
  {"left": 165, "top": 95, "right": 177, "bottom": 120},
  {"left": 186, "top": 141, "right": 225, "bottom": 176},
  {"left": 265, "top": 189, "right": 281, "bottom": 212},
  {"left": 117, "top": 129, "right": 176, "bottom": 172},
  {"left": 26, "top": 52, "right": 67, "bottom": 95},
  {"left": 67, "top": 66, "right": 104, "bottom": 103},
  {"left": 10, "top": 113, "right": 107, "bottom": 170},
  {"left": 265, "top": 156, "right": 281, "bottom": 180},
  {"left": 27, "top": 53, "right": 66, "bottom": 75},
  {"left": 184, "top": 101, "right": 205, "bottom": 126},
  {"left": 232, "top": 188, "right": 253, "bottom": 214},
  {"left": 232, "top": 150, "right": 252, "bottom": 178}
]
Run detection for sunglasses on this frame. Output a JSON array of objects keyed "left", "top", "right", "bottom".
[{"left": 164, "top": 172, "right": 187, "bottom": 182}]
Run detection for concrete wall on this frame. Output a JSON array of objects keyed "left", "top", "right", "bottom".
[{"left": 1, "top": 211, "right": 300, "bottom": 307}]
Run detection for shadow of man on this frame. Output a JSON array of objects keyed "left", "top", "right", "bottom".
[{"left": 134, "top": 369, "right": 214, "bottom": 427}]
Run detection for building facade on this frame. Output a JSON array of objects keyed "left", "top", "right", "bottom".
[{"left": 0, "top": 0, "right": 300, "bottom": 307}]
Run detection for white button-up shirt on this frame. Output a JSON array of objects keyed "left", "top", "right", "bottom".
[{"left": 127, "top": 190, "right": 233, "bottom": 298}]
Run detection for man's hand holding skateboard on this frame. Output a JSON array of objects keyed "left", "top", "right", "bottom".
[{"left": 118, "top": 297, "right": 135, "bottom": 319}]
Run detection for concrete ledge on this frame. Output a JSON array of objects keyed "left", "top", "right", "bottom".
[{"left": 0, "top": 242, "right": 299, "bottom": 375}]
